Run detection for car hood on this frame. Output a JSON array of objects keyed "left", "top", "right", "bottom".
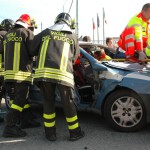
[{"left": 102, "top": 61, "right": 150, "bottom": 72}]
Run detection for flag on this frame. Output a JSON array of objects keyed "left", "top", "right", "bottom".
[
  {"left": 97, "top": 13, "right": 100, "bottom": 28},
  {"left": 92, "top": 18, "right": 96, "bottom": 30},
  {"left": 103, "top": 8, "right": 107, "bottom": 24}
]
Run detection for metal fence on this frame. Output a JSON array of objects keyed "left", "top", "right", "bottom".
[{"left": 92, "top": 39, "right": 119, "bottom": 46}]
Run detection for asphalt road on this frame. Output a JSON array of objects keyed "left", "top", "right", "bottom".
[{"left": 0, "top": 104, "right": 150, "bottom": 150}]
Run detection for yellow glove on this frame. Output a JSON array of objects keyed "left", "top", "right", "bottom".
[
  {"left": 31, "top": 18, "right": 38, "bottom": 29},
  {"left": 71, "top": 19, "right": 76, "bottom": 29}
]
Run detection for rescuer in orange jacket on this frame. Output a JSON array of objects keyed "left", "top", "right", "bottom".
[{"left": 118, "top": 3, "right": 150, "bottom": 62}]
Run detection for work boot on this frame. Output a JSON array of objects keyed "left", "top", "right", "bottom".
[
  {"left": 44, "top": 127, "right": 57, "bottom": 141},
  {"left": 20, "top": 119, "right": 41, "bottom": 129},
  {"left": 69, "top": 127, "right": 85, "bottom": 141},
  {"left": 2, "top": 109, "right": 26, "bottom": 138},
  {"left": 3, "top": 125, "right": 26, "bottom": 138},
  {"left": 0, "top": 116, "right": 4, "bottom": 123}
]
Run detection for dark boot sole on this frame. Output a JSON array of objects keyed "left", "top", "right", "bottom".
[
  {"left": 46, "top": 137, "right": 57, "bottom": 141},
  {"left": 69, "top": 131, "right": 85, "bottom": 141}
]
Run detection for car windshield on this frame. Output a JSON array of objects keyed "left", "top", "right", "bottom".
[
  {"left": 79, "top": 42, "right": 111, "bottom": 62},
  {"left": 80, "top": 47, "right": 97, "bottom": 64}
]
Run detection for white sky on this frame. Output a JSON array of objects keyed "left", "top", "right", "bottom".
[{"left": 0, "top": 0, "right": 149, "bottom": 40}]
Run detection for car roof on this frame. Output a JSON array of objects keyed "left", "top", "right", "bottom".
[
  {"left": 79, "top": 41, "right": 104, "bottom": 47},
  {"left": 79, "top": 41, "right": 109, "bottom": 50}
]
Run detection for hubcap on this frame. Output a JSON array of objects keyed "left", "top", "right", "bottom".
[{"left": 111, "top": 96, "right": 143, "bottom": 128}]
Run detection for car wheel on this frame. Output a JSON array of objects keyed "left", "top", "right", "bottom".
[{"left": 104, "top": 89, "right": 146, "bottom": 132}]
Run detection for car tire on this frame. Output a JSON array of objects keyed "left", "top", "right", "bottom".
[{"left": 104, "top": 89, "right": 146, "bottom": 132}]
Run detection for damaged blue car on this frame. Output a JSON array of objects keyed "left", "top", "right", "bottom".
[{"left": 5, "top": 42, "right": 150, "bottom": 132}]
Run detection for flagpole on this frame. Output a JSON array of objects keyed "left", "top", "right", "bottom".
[
  {"left": 97, "top": 13, "right": 99, "bottom": 43},
  {"left": 103, "top": 7, "right": 105, "bottom": 45},
  {"left": 92, "top": 18, "right": 95, "bottom": 42},
  {"left": 76, "top": 0, "right": 79, "bottom": 38},
  {"left": 97, "top": 27, "right": 99, "bottom": 43}
]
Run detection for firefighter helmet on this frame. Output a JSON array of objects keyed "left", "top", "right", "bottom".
[
  {"left": 55, "top": 13, "right": 72, "bottom": 26},
  {"left": 0, "top": 19, "right": 15, "bottom": 31},
  {"left": 16, "top": 14, "right": 31, "bottom": 28}
]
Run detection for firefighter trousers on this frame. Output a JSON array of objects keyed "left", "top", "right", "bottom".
[
  {"left": 5, "top": 82, "right": 30, "bottom": 126},
  {"left": 40, "top": 82, "right": 80, "bottom": 131}
]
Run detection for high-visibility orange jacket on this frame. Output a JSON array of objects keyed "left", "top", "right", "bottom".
[{"left": 118, "top": 12, "right": 150, "bottom": 57}]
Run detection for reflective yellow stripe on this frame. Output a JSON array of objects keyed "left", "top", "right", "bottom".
[
  {"left": 0, "top": 68, "right": 4, "bottom": 71},
  {"left": 10, "top": 100, "right": 13, "bottom": 105},
  {"left": 125, "top": 34, "right": 134, "bottom": 40},
  {"left": 127, "top": 42, "right": 134, "bottom": 47},
  {"left": 44, "top": 121, "right": 55, "bottom": 127},
  {"left": 136, "top": 39, "right": 142, "bottom": 42},
  {"left": 0, "top": 54, "right": 2, "bottom": 68},
  {"left": 4, "top": 76, "right": 32, "bottom": 82},
  {"left": 13, "top": 42, "right": 20, "bottom": 71},
  {"left": 66, "top": 116, "right": 78, "bottom": 123},
  {"left": 34, "top": 68, "right": 74, "bottom": 85},
  {"left": 23, "top": 104, "right": 30, "bottom": 109},
  {"left": 35, "top": 68, "right": 73, "bottom": 79},
  {"left": 60, "top": 42, "right": 70, "bottom": 71},
  {"left": 0, "top": 63, "right": 2, "bottom": 69},
  {"left": 38, "top": 39, "right": 50, "bottom": 68},
  {"left": 125, "top": 42, "right": 134, "bottom": 50},
  {"left": 43, "top": 113, "right": 56, "bottom": 119},
  {"left": 5, "top": 70, "right": 32, "bottom": 82},
  {"left": 34, "top": 72, "right": 74, "bottom": 85},
  {"left": 68, "top": 123, "right": 79, "bottom": 130},
  {"left": 132, "top": 24, "right": 142, "bottom": 27},
  {"left": 11, "top": 104, "right": 23, "bottom": 112},
  {"left": 0, "top": 71, "right": 4, "bottom": 76}
]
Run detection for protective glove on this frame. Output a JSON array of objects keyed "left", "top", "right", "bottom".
[
  {"left": 71, "top": 18, "right": 76, "bottom": 29},
  {"left": 137, "top": 51, "right": 147, "bottom": 62}
]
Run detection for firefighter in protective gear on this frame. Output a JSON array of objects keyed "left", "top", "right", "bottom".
[
  {"left": 31, "top": 12, "right": 85, "bottom": 141},
  {"left": 118, "top": 3, "right": 150, "bottom": 62},
  {"left": 0, "top": 19, "right": 15, "bottom": 32},
  {"left": 2, "top": 14, "right": 40, "bottom": 138},
  {"left": 0, "top": 19, "right": 15, "bottom": 123}
]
